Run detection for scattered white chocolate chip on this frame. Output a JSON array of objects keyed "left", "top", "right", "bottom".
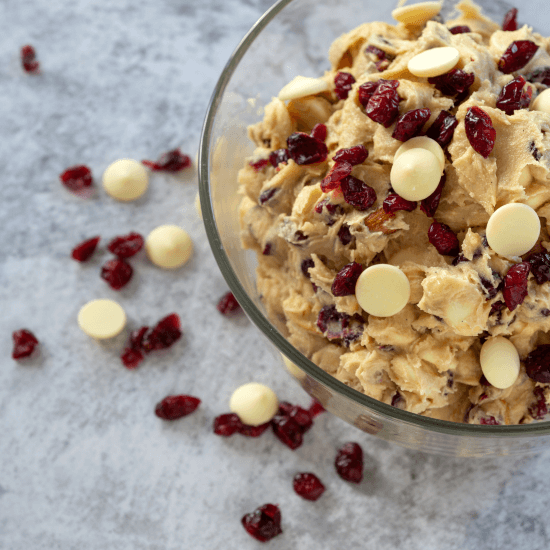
[
  {"left": 532, "top": 88, "right": 550, "bottom": 114},
  {"left": 480, "top": 336, "right": 520, "bottom": 390},
  {"left": 278, "top": 76, "right": 330, "bottom": 101},
  {"left": 518, "top": 165, "right": 533, "bottom": 188},
  {"left": 394, "top": 136, "right": 445, "bottom": 171},
  {"left": 78, "top": 299, "right": 126, "bottom": 340},
  {"left": 195, "top": 192, "right": 202, "bottom": 219},
  {"left": 392, "top": 1, "right": 442, "bottom": 26},
  {"left": 229, "top": 382, "right": 279, "bottom": 426},
  {"left": 486, "top": 203, "right": 540, "bottom": 257},
  {"left": 145, "top": 225, "right": 193, "bottom": 269},
  {"left": 102, "top": 159, "right": 149, "bottom": 201},
  {"left": 390, "top": 148, "right": 443, "bottom": 201},
  {"left": 281, "top": 354, "right": 306, "bottom": 380},
  {"left": 408, "top": 46, "right": 460, "bottom": 78},
  {"left": 355, "top": 264, "right": 410, "bottom": 317}
]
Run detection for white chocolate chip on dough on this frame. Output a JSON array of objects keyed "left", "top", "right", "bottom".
[
  {"left": 408, "top": 47, "right": 460, "bottom": 78},
  {"left": 394, "top": 136, "right": 445, "bottom": 171},
  {"left": 532, "top": 88, "right": 550, "bottom": 114},
  {"left": 486, "top": 203, "right": 540, "bottom": 257},
  {"left": 390, "top": 148, "right": 442, "bottom": 201},
  {"left": 145, "top": 225, "right": 193, "bottom": 269},
  {"left": 480, "top": 336, "right": 520, "bottom": 390},
  {"left": 355, "top": 264, "right": 410, "bottom": 317},
  {"left": 278, "top": 76, "right": 330, "bottom": 102},
  {"left": 103, "top": 159, "right": 149, "bottom": 201},
  {"left": 78, "top": 299, "right": 127, "bottom": 340},
  {"left": 392, "top": 1, "right": 442, "bottom": 26},
  {"left": 229, "top": 382, "right": 279, "bottom": 426}
]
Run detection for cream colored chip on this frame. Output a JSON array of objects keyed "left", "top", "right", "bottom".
[
  {"left": 145, "top": 225, "right": 193, "bottom": 269},
  {"left": 532, "top": 88, "right": 550, "bottom": 115},
  {"left": 355, "top": 264, "right": 410, "bottom": 317},
  {"left": 103, "top": 159, "right": 149, "bottom": 201},
  {"left": 486, "top": 203, "right": 540, "bottom": 257},
  {"left": 278, "top": 76, "right": 330, "bottom": 102},
  {"left": 78, "top": 299, "right": 126, "bottom": 340},
  {"left": 408, "top": 47, "right": 460, "bottom": 78},
  {"left": 229, "top": 382, "right": 279, "bottom": 426},
  {"left": 392, "top": 1, "right": 442, "bottom": 26},
  {"left": 480, "top": 336, "right": 520, "bottom": 390},
  {"left": 390, "top": 148, "right": 443, "bottom": 201},
  {"left": 394, "top": 136, "right": 445, "bottom": 171},
  {"left": 195, "top": 192, "right": 202, "bottom": 219}
]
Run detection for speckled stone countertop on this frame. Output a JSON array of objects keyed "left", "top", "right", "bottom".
[{"left": 1, "top": 1, "right": 550, "bottom": 549}]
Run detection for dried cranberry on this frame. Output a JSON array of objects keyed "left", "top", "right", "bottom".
[
  {"left": 320, "top": 161, "right": 352, "bottom": 192},
  {"left": 530, "top": 141, "right": 542, "bottom": 161},
  {"left": 120, "top": 347, "right": 144, "bottom": 369},
  {"left": 527, "top": 253, "right": 550, "bottom": 284},
  {"left": 141, "top": 313, "right": 182, "bottom": 351},
  {"left": 365, "top": 45, "right": 387, "bottom": 60},
  {"left": 490, "top": 300, "right": 505, "bottom": 316},
  {"left": 308, "top": 400, "right": 325, "bottom": 417},
  {"left": 420, "top": 174, "right": 446, "bottom": 217},
  {"left": 238, "top": 422, "right": 271, "bottom": 437},
  {"left": 293, "top": 473, "right": 326, "bottom": 501},
  {"left": 498, "top": 40, "right": 539, "bottom": 74},
  {"left": 480, "top": 416, "right": 500, "bottom": 425},
  {"left": 449, "top": 25, "right": 471, "bottom": 34},
  {"left": 317, "top": 306, "right": 363, "bottom": 345},
  {"left": 269, "top": 148, "right": 290, "bottom": 167},
  {"left": 335, "top": 442, "right": 363, "bottom": 483},
  {"left": 301, "top": 258, "right": 315, "bottom": 278},
  {"left": 271, "top": 414, "right": 303, "bottom": 450},
  {"left": 249, "top": 158, "right": 269, "bottom": 171},
  {"left": 21, "top": 45, "right": 39, "bottom": 73},
  {"left": 337, "top": 224, "right": 353, "bottom": 245},
  {"left": 331, "top": 262, "right": 363, "bottom": 296},
  {"left": 259, "top": 188, "right": 278, "bottom": 205},
  {"left": 142, "top": 148, "right": 191, "bottom": 172},
  {"left": 341, "top": 175, "right": 377, "bottom": 211},
  {"left": 428, "top": 221, "right": 459, "bottom": 256},
  {"left": 529, "top": 386, "right": 548, "bottom": 419},
  {"left": 392, "top": 108, "right": 431, "bottom": 141},
  {"left": 383, "top": 193, "right": 416, "bottom": 214},
  {"left": 129, "top": 326, "right": 149, "bottom": 350},
  {"left": 60, "top": 165, "right": 93, "bottom": 193},
  {"left": 428, "top": 69, "right": 474, "bottom": 97},
  {"left": 452, "top": 254, "right": 468, "bottom": 266},
  {"left": 262, "top": 243, "right": 272, "bottom": 255},
  {"left": 496, "top": 76, "right": 528, "bottom": 115},
  {"left": 107, "top": 232, "right": 144, "bottom": 258},
  {"left": 334, "top": 72, "right": 356, "bottom": 100},
  {"left": 426, "top": 110, "right": 458, "bottom": 148},
  {"left": 154, "top": 395, "right": 201, "bottom": 420},
  {"left": 311, "top": 123, "right": 327, "bottom": 142},
  {"left": 213, "top": 413, "right": 243, "bottom": 436},
  {"left": 526, "top": 67, "right": 550, "bottom": 86},
  {"left": 100, "top": 259, "right": 133, "bottom": 290},
  {"left": 391, "top": 392, "right": 404, "bottom": 408},
  {"left": 541, "top": 308, "right": 550, "bottom": 316},
  {"left": 333, "top": 144, "right": 368, "bottom": 165},
  {"left": 365, "top": 80, "right": 401, "bottom": 128},
  {"left": 71, "top": 236, "right": 100, "bottom": 262},
  {"left": 241, "top": 504, "right": 283, "bottom": 542},
  {"left": 525, "top": 345, "right": 550, "bottom": 383},
  {"left": 465, "top": 106, "right": 496, "bottom": 158},
  {"left": 502, "top": 8, "right": 518, "bottom": 31},
  {"left": 503, "top": 262, "right": 530, "bottom": 311},
  {"left": 217, "top": 291, "right": 241, "bottom": 315},
  {"left": 357, "top": 81, "right": 381, "bottom": 108},
  {"left": 287, "top": 132, "right": 328, "bottom": 165},
  {"left": 12, "top": 329, "right": 39, "bottom": 359},
  {"left": 285, "top": 403, "right": 313, "bottom": 433},
  {"left": 480, "top": 277, "right": 498, "bottom": 299}
]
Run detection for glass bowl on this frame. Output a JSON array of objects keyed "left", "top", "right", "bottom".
[{"left": 199, "top": 0, "right": 550, "bottom": 456}]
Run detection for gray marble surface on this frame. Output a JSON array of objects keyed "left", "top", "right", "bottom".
[{"left": 2, "top": 1, "right": 550, "bottom": 549}]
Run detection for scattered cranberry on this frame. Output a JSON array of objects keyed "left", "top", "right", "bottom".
[
  {"left": 242, "top": 503, "right": 283, "bottom": 542},
  {"left": 525, "top": 345, "right": 550, "bottom": 383},
  {"left": 120, "top": 347, "right": 144, "bottom": 369},
  {"left": 428, "top": 69, "right": 474, "bottom": 97},
  {"left": 320, "top": 161, "right": 352, "bottom": 192},
  {"left": 21, "top": 45, "right": 39, "bottom": 73},
  {"left": 426, "top": 110, "right": 458, "bottom": 148},
  {"left": 239, "top": 422, "right": 271, "bottom": 437},
  {"left": 391, "top": 108, "right": 431, "bottom": 141},
  {"left": 217, "top": 291, "right": 241, "bottom": 315},
  {"left": 287, "top": 132, "right": 328, "bottom": 165},
  {"left": 498, "top": 40, "right": 539, "bottom": 74},
  {"left": 308, "top": 400, "right": 325, "bottom": 417},
  {"left": 311, "top": 123, "right": 327, "bottom": 142},
  {"left": 335, "top": 442, "right": 363, "bottom": 483},
  {"left": 333, "top": 144, "right": 368, "bottom": 165},
  {"left": 71, "top": 236, "right": 100, "bottom": 262},
  {"left": 527, "top": 253, "right": 550, "bottom": 284},
  {"left": 334, "top": 72, "right": 356, "bottom": 100},
  {"left": 259, "top": 188, "right": 278, "bottom": 205},
  {"left": 502, "top": 7, "right": 518, "bottom": 31},
  {"left": 249, "top": 158, "right": 269, "bottom": 171},
  {"left": 357, "top": 81, "right": 381, "bottom": 108},
  {"left": 449, "top": 25, "right": 471, "bottom": 34},
  {"left": 141, "top": 313, "right": 182, "bottom": 352},
  {"left": 341, "top": 175, "right": 376, "bottom": 211},
  {"left": 12, "top": 329, "right": 39, "bottom": 359},
  {"left": 529, "top": 386, "right": 548, "bottom": 419},
  {"left": 337, "top": 224, "right": 353, "bottom": 245},
  {"left": 526, "top": 67, "right": 550, "bottom": 86},
  {"left": 503, "top": 262, "right": 530, "bottom": 311},
  {"left": 465, "top": 106, "right": 496, "bottom": 159},
  {"left": 60, "top": 165, "right": 93, "bottom": 193},
  {"left": 420, "top": 174, "right": 446, "bottom": 217},
  {"left": 101, "top": 258, "right": 133, "bottom": 290},
  {"left": 383, "top": 193, "right": 416, "bottom": 214},
  {"left": 213, "top": 413, "right": 243, "bottom": 436},
  {"left": 496, "top": 76, "right": 529, "bottom": 115},
  {"left": 107, "top": 232, "right": 144, "bottom": 258},
  {"left": 280, "top": 402, "right": 313, "bottom": 433},
  {"left": 154, "top": 395, "right": 201, "bottom": 420},
  {"left": 301, "top": 258, "right": 315, "bottom": 278},
  {"left": 129, "top": 326, "right": 149, "bottom": 350},
  {"left": 271, "top": 414, "right": 304, "bottom": 450},
  {"left": 331, "top": 262, "right": 363, "bottom": 297},
  {"left": 142, "top": 148, "right": 191, "bottom": 172},
  {"left": 428, "top": 220, "right": 459, "bottom": 256},
  {"left": 293, "top": 473, "right": 326, "bottom": 501},
  {"left": 269, "top": 148, "right": 290, "bottom": 167},
  {"left": 365, "top": 80, "right": 401, "bottom": 128}
]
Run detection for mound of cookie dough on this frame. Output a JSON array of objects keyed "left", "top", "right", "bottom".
[{"left": 238, "top": 0, "right": 550, "bottom": 425}]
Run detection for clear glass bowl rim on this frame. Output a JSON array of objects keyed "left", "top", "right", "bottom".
[{"left": 198, "top": 0, "right": 550, "bottom": 438}]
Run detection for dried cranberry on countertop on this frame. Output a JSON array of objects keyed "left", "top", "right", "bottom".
[
  {"left": 154, "top": 395, "right": 201, "bottom": 420},
  {"left": 100, "top": 259, "right": 133, "bottom": 290},
  {"left": 142, "top": 148, "right": 192, "bottom": 172},
  {"left": 498, "top": 40, "right": 539, "bottom": 74},
  {"left": 241, "top": 504, "right": 283, "bottom": 542},
  {"left": 141, "top": 313, "right": 182, "bottom": 352},
  {"left": 335, "top": 442, "right": 364, "bottom": 483},
  {"left": 107, "top": 232, "right": 144, "bottom": 258},
  {"left": 217, "top": 291, "right": 241, "bottom": 315},
  {"left": 293, "top": 473, "right": 326, "bottom": 501},
  {"left": 12, "top": 329, "right": 39, "bottom": 359},
  {"left": 60, "top": 165, "right": 93, "bottom": 193},
  {"left": 71, "top": 236, "right": 100, "bottom": 262},
  {"left": 465, "top": 106, "right": 496, "bottom": 159},
  {"left": 21, "top": 45, "right": 39, "bottom": 73}
]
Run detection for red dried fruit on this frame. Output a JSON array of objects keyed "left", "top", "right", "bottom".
[
  {"left": 526, "top": 67, "right": 550, "bottom": 86},
  {"left": 527, "top": 253, "right": 550, "bottom": 284},
  {"left": 12, "top": 329, "right": 39, "bottom": 359},
  {"left": 502, "top": 8, "right": 518, "bottom": 31},
  {"left": 341, "top": 175, "right": 377, "bottom": 211},
  {"left": 268, "top": 148, "right": 290, "bottom": 167},
  {"left": 530, "top": 141, "right": 542, "bottom": 161},
  {"left": 335, "top": 442, "right": 364, "bottom": 483},
  {"left": 320, "top": 161, "right": 352, "bottom": 192},
  {"left": 293, "top": 473, "right": 326, "bottom": 501},
  {"left": 420, "top": 173, "right": 446, "bottom": 217},
  {"left": 142, "top": 148, "right": 191, "bottom": 172},
  {"left": 21, "top": 45, "right": 39, "bottom": 73},
  {"left": 107, "top": 232, "right": 144, "bottom": 258},
  {"left": 301, "top": 258, "right": 315, "bottom": 278},
  {"left": 317, "top": 306, "right": 364, "bottom": 346},
  {"left": 249, "top": 158, "right": 269, "bottom": 171},
  {"left": 383, "top": 193, "right": 416, "bottom": 214},
  {"left": 71, "top": 236, "right": 100, "bottom": 262},
  {"left": 334, "top": 71, "right": 356, "bottom": 100},
  {"left": 333, "top": 144, "right": 368, "bottom": 165},
  {"left": 528, "top": 386, "right": 548, "bottom": 419},
  {"left": 525, "top": 345, "right": 550, "bottom": 383},
  {"left": 130, "top": 326, "right": 149, "bottom": 350},
  {"left": 141, "top": 313, "right": 182, "bottom": 351},
  {"left": 426, "top": 110, "right": 458, "bottom": 148},
  {"left": 311, "top": 123, "right": 327, "bottom": 142},
  {"left": 241, "top": 504, "right": 283, "bottom": 542},
  {"left": 287, "top": 132, "right": 328, "bottom": 165},
  {"left": 357, "top": 81, "right": 381, "bottom": 108},
  {"left": 391, "top": 108, "right": 431, "bottom": 141},
  {"left": 213, "top": 413, "right": 243, "bottom": 436},
  {"left": 154, "top": 395, "right": 201, "bottom": 420},
  {"left": 217, "top": 291, "right": 241, "bottom": 315},
  {"left": 498, "top": 40, "right": 539, "bottom": 74},
  {"left": 331, "top": 262, "right": 363, "bottom": 296},
  {"left": 365, "top": 80, "right": 401, "bottom": 128},
  {"left": 308, "top": 400, "right": 325, "bottom": 417},
  {"left": 480, "top": 416, "right": 500, "bottom": 426},
  {"left": 238, "top": 422, "right": 271, "bottom": 437},
  {"left": 449, "top": 25, "right": 471, "bottom": 34},
  {"left": 503, "top": 261, "right": 530, "bottom": 311},
  {"left": 465, "top": 106, "right": 496, "bottom": 158},
  {"left": 271, "top": 414, "right": 303, "bottom": 450},
  {"left": 428, "top": 220, "right": 459, "bottom": 256},
  {"left": 262, "top": 243, "right": 272, "bottom": 255},
  {"left": 120, "top": 347, "right": 144, "bottom": 369},
  {"left": 489, "top": 300, "right": 505, "bottom": 316},
  {"left": 278, "top": 402, "right": 314, "bottom": 433},
  {"left": 100, "top": 259, "right": 133, "bottom": 290},
  {"left": 259, "top": 188, "right": 278, "bottom": 205},
  {"left": 337, "top": 224, "right": 353, "bottom": 245},
  {"left": 365, "top": 45, "right": 387, "bottom": 60},
  {"left": 428, "top": 69, "right": 474, "bottom": 97},
  {"left": 496, "top": 76, "right": 528, "bottom": 115},
  {"left": 60, "top": 165, "right": 93, "bottom": 193}
]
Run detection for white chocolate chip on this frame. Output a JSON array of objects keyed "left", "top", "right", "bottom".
[
  {"left": 145, "top": 225, "right": 193, "bottom": 269},
  {"left": 392, "top": 1, "right": 442, "bottom": 26},
  {"left": 408, "top": 47, "right": 460, "bottom": 78},
  {"left": 78, "top": 299, "right": 126, "bottom": 340},
  {"left": 102, "top": 159, "right": 149, "bottom": 201},
  {"left": 480, "top": 336, "right": 520, "bottom": 389},
  {"left": 390, "top": 148, "right": 442, "bottom": 201},
  {"left": 229, "top": 382, "right": 279, "bottom": 426},
  {"left": 532, "top": 88, "right": 550, "bottom": 114},
  {"left": 278, "top": 76, "right": 330, "bottom": 101},
  {"left": 355, "top": 264, "right": 410, "bottom": 317},
  {"left": 195, "top": 192, "right": 202, "bottom": 219},
  {"left": 281, "top": 354, "right": 306, "bottom": 380},
  {"left": 394, "top": 136, "right": 445, "bottom": 171},
  {"left": 486, "top": 203, "right": 540, "bottom": 257}
]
